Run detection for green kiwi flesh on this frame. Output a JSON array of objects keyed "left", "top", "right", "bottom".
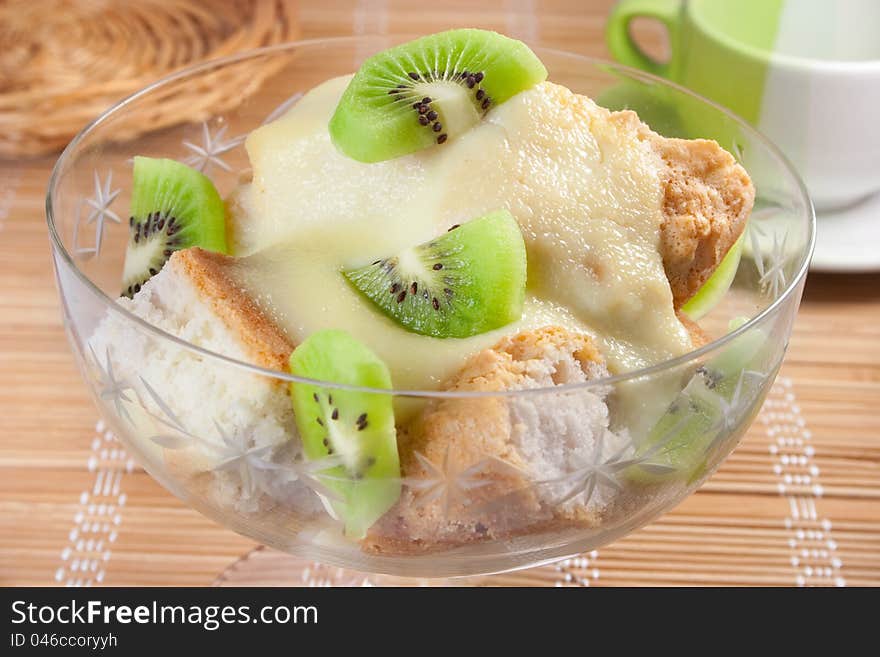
[
  {"left": 121, "top": 157, "right": 227, "bottom": 297},
  {"left": 288, "top": 329, "right": 401, "bottom": 538},
  {"left": 329, "top": 29, "right": 548, "bottom": 162},
  {"left": 344, "top": 209, "right": 527, "bottom": 338},
  {"left": 681, "top": 234, "right": 744, "bottom": 321},
  {"left": 627, "top": 321, "right": 772, "bottom": 485}
]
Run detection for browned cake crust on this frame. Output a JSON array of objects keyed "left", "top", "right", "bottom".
[
  {"left": 604, "top": 107, "right": 754, "bottom": 308},
  {"left": 159, "top": 250, "right": 295, "bottom": 502},
  {"left": 652, "top": 135, "right": 754, "bottom": 307},
  {"left": 170, "top": 248, "right": 294, "bottom": 372}
]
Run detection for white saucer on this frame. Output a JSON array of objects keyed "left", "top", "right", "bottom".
[{"left": 811, "top": 192, "right": 880, "bottom": 272}]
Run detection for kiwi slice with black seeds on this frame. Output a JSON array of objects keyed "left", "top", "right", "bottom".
[
  {"left": 345, "top": 209, "right": 527, "bottom": 338},
  {"left": 329, "top": 29, "right": 547, "bottom": 162},
  {"left": 627, "top": 322, "right": 772, "bottom": 485},
  {"left": 289, "top": 329, "right": 401, "bottom": 539},
  {"left": 121, "top": 157, "right": 227, "bottom": 297}
]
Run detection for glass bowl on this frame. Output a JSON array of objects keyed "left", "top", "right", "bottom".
[{"left": 47, "top": 37, "right": 813, "bottom": 577}]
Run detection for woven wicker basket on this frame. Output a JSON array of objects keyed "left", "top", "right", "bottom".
[{"left": 0, "top": 0, "right": 300, "bottom": 158}]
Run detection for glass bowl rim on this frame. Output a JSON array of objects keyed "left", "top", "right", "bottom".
[{"left": 46, "top": 35, "right": 815, "bottom": 399}]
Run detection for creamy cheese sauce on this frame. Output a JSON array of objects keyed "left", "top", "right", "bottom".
[{"left": 228, "top": 75, "right": 692, "bottom": 392}]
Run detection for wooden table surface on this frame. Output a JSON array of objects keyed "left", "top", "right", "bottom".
[{"left": 1, "top": 0, "right": 878, "bottom": 587}]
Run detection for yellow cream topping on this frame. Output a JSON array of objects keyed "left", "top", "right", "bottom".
[{"left": 228, "top": 75, "right": 692, "bottom": 392}]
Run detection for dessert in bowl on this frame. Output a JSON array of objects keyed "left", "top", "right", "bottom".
[{"left": 48, "top": 33, "right": 813, "bottom": 576}]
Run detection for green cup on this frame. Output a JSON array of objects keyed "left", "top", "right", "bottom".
[{"left": 606, "top": 0, "right": 880, "bottom": 211}]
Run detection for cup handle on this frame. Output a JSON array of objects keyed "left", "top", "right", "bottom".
[{"left": 605, "top": 0, "right": 682, "bottom": 78}]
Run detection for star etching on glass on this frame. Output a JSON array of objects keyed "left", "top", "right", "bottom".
[
  {"left": 89, "top": 345, "right": 135, "bottom": 425},
  {"left": 86, "top": 341, "right": 346, "bottom": 506},
  {"left": 134, "top": 375, "right": 201, "bottom": 449},
  {"left": 182, "top": 121, "right": 244, "bottom": 174},
  {"left": 280, "top": 455, "right": 351, "bottom": 503},
  {"left": 759, "top": 229, "right": 789, "bottom": 299},
  {"left": 73, "top": 170, "right": 121, "bottom": 260},
  {"left": 749, "top": 220, "right": 789, "bottom": 299},
  {"left": 700, "top": 367, "right": 769, "bottom": 455},
  {"left": 544, "top": 430, "right": 678, "bottom": 509},
  {"left": 209, "top": 422, "right": 347, "bottom": 503},
  {"left": 403, "top": 446, "right": 518, "bottom": 517},
  {"left": 210, "top": 422, "right": 286, "bottom": 499},
  {"left": 136, "top": 375, "right": 346, "bottom": 503}
]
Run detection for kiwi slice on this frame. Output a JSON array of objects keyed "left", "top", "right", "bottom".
[
  {"left": 121, "top": 157, "right": 227, "bottom": 297},
  {"left": 289, "top": 329, "right": 401, "bottom": 538},
  {"left": 681, "top": 234, "right": 744, "bottom": 321},
  {"left": 345, "top": 209, "right": 527, "bottom": 338},
  {"left": 329, "top": 29, "right": 548, "bottom": 162},
  {"left": 628, "top": 322, "right": 771, "bottom": 485}
]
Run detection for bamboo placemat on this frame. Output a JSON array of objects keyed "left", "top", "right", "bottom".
[{"left": 1, "top": 0, "right": 879, "bottom": 587}]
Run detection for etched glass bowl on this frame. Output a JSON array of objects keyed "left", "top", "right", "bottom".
[{"left": 47, "top": 37, "right": 813, "bottom": 577}]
